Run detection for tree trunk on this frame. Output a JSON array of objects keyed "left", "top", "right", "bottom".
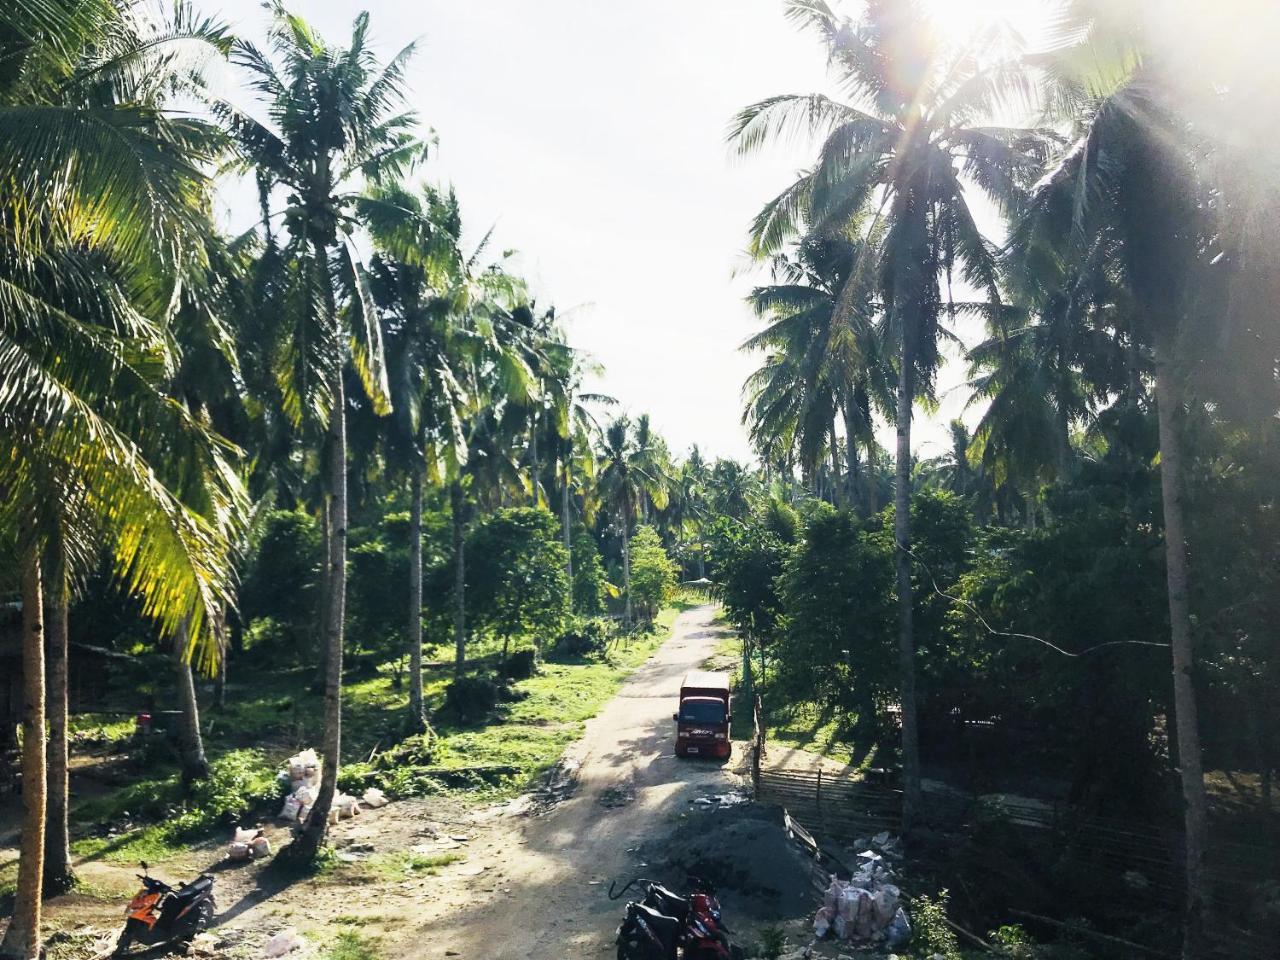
[
  {"left": 561, "top": 459, "right": 573, "bottom": 612},
  {"left": 1154, "top": 343, "right": 1208, "bottom": 960},
  {"left": 844, "top": 401, "right": 864, "bottom": 516},
  {"left": 451, "top": 481, "right": 467, "bottom": 677},
  {"left": 895, "top": 343, "right": 921, "bottom": 830},
  {"left": 829, "top": 416, "right": 843, "bottom": 508},
  {"left": 42, "top": 563, "right": 74, "bottom": 895},
  {"left": 214, "top": 634, "right": 227, "bottom": 712},
  {"left": 1, "top": 547, "right": 46, "bottom": 960},
  {"left": 530, "top": 405, "right": 541, "bottom": 508},
  {"left": 174, "top": 620, "right": 210, "bottom": 785},
  {"left": 406, "top": 470, "right": 427, "bottom": 733},
  {"left": 622, "top": 502, "right": 633, "bottom": 631},
  {"left": 312, "top": 497, "right": 331, "bottom": 694},
  {"left": 294, "top": 358, "right": 347, "bottom": 860}
]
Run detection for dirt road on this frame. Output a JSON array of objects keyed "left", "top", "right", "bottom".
[
  {"left": 402, "top": 603, "right": 741, "bottom": 959},
  {"left": 11, "top": 605, "right": 741, "bottom": 959}
]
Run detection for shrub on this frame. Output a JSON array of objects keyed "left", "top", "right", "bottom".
[
  {"left": 759, "top": 925, "right": 787, "bottom": 959},
  {"left": 502, "top": 648, "right": 538, "bottom": 679},
  {"left": 551, "top": 617, "right": 612, "bottom": 659},
  {"left": 442, "top": 675, "right": 499, "bottom": 723},
  {"left": 167, "top": 749, "right": 279, "bottom": 840},
  {"left": 374, "top": 731, "right": 436, "bottom": 770},
  {"left": 909, "top": 890, "right": 961, "bottom": 960}
]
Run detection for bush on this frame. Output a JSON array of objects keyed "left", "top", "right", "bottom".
[
  {"left": 374, "top": 731, "right": 436, "bottom": 769},
  {"left": 442, "top": 675, "right": 499, "bottom": 723},
  {"left": 551, "top": 617, "right": 612, "bottom": 659},
  {"left": 167, "top": 750, "right": 279, "bottom": 840},
  {"left": 909, "top": 890, "right": 961, "bottom": 960},
  {"left": 501, "top": 648, "right": 538, "bottom": 679}
]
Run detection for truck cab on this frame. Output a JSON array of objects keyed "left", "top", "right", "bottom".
[{"left": 673, "top": 670, "right": 732, "bottom": 759}]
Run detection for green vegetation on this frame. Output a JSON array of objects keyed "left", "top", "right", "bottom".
[
  {"left": 1, "top": 0, "right": 1277, "bottom": 957},
  {"left": 321, "top": 932, "right": 382, "bottom": 960}
]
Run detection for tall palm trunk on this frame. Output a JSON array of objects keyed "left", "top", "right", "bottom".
[
  {"left": 829, "top": 416, "right": 843, "bottom": 507},
  {"left": 1, "top": 547, "right": 46, "bottom": 960},
  {"left": 843, "top": 401, "right": 863, "bottom": 514},
  {"left": 174, "top": 619, "right": 210, "bottom": 784},
  {"left": 451, "top": 481, "right": 467, "bottom": 677},
  {"left": 621, "top": 493, "right": 633, "bottom": 630},
  {"left": 296, "top": 269, "right": 348, "bottom": 857},
  {"left": 407, "top": 471, "right": 426, "bottom": 733},
  {"left": 561, "top": 459, "right": 573, "bottom": 612},
  {"left": 43, "top": 560, "right": 74, "bottom": 895},
  {"left": 895, "top": 340, "right": 921, "bottom": 830},
  {"left": 530, "top": 406, "right": 541, "bottom": 508},
  {"left": 312, "top": 498, "right": 331, "bottom": 694},
  {"left": 1154, "top": 341, "right": 1208, "bottom": 959}
]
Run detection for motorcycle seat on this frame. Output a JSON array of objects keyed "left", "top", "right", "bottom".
[
  {"left": 174, "top": 876, "right": 214, "bottom": 900},
  {"left": 629, "top": 902, "right": 680, "bottom": 950},
  {"left": 647, "top": 886, "right": 688, "bottom": 921}
]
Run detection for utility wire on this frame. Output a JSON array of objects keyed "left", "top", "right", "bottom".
[{"left": 896, "top": 540, "right": 1171, "bottom": 658}]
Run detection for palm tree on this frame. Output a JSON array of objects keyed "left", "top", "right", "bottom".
[
  {"left": 598, "top": 417, "right": 669, "bottom": 629},
  {"left": 0, "top": 0, "right": 242, "bottom": 946},
  {"left": 730, "top": 0, "right": 1047, "bottom": 825},
  {"left": 364, "top": 181, "right": 467, "bottom": 732},
  {"left": 742, "top": 231, "right": 890, "bottom": 513},
  {"left": 229, "top": 4, "right": 425, "bottom": 859},
  {"left": 1025, "top": 5, "right": 1238, "bottom": 949},
  {"left": 541, "top": 348, "right": 612, "bottom": 610}
]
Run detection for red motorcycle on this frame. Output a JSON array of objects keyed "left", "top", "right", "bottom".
[{"left": 609, "top": 877, "right": 743, "bottom": 960}]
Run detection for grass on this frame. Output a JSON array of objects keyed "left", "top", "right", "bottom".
[
  {"left": 363, "top": 850, "right": 463, "bottom": 880},
  {"left": 423, "top": 600, "right": 697, "bottom": 799},
  {"left": 321, "top": 931, "right": 381, "bottom": 960},
  {"left": 58, "top": 600, "right": 702, "bottom": 864}
]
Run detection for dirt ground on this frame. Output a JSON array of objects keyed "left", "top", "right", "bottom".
[{"left": 13, "top": 604, "right": 806, "bottom": 960}]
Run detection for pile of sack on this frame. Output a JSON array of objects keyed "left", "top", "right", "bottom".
[
  {"left": 227, "top": 826, "right": 270, "bottom": 861},
  {"left": 812, "top": 841, "right": 912, "bottom": 949},
  {"left": 277, "top": 749, "right": 390, "bottom": 825},
  {"left": 278, "top": 749, "right": 321, "bottom": 822}
]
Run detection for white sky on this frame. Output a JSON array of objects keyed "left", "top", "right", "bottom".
[{"left": 211, "top": 0, "right": 1056, "bottom": 464}]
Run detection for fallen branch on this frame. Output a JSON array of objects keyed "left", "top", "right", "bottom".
[{"left": 1007, "top": 909, "right": 1173, "bottom": 957}]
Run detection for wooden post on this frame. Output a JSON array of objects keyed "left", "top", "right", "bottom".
[{"left": 817, "top": 768, "right": 823, "bottom": 821}]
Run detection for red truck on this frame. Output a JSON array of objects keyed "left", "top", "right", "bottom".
[{"left": 673, "top": 670, "right": 732, "bottom": 759}]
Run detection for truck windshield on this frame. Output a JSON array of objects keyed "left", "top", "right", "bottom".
[{"left": 680, "top": 699, "right": 726, "bottom": 725}]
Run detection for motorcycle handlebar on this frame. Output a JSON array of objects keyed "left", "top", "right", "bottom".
[{"left": 607, "top": 877, "right": 663, "bottom": 901}]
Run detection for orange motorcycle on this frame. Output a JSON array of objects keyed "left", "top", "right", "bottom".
[{"left": 114, "top": 861, "right": 216, "bottom": 956}]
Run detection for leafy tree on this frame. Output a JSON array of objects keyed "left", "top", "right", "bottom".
[
  {"left": 777, "top": 507, "right": 895, "bottom": 751},
  {"left": 626, "top": 526, "right": 677, "bottom": 628},
  {"left": 240, "top": 510, "right": 323, "bottom": 658},
  {"left": 467, "top": 508, "right": 570, "bottom": 659},
  {"left": 570, "top": 526, "right": 609, "bottom": 616}
]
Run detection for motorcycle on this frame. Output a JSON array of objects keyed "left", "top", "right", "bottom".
[
  {"left": 113, "top": 861, "right": 216, "bottom": 957},
  {"left": 614, "top": 899, "right": 682, "bottom": 960},
  {"left": 609, "top": 877, "right": 744, "bottom": 960}
]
